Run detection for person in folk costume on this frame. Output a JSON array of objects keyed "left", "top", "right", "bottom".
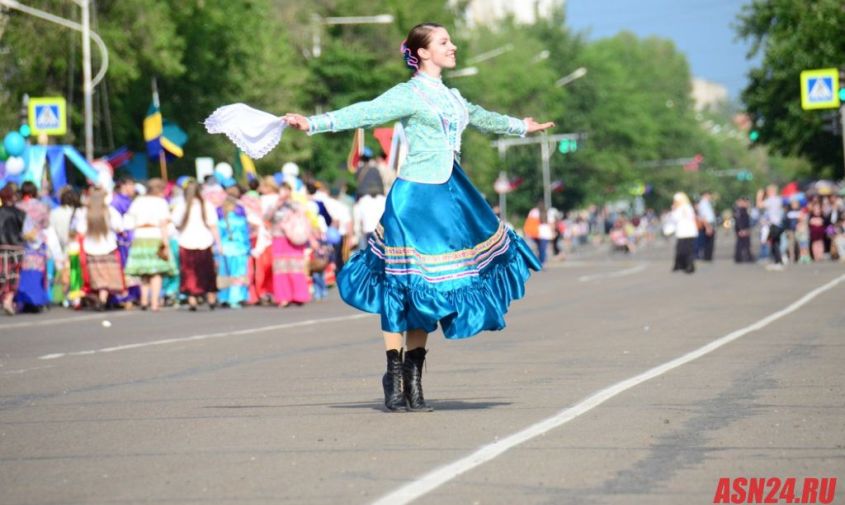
[
  {"left": 49, "top": 187, "right": 83, "bottom": 306},
  {"left": 217, "top": 183, "right": 254, "bottom": 308},
  {"left": 0, "top": 185, "right": 28, "bottom": 315},
  {"left": 253, "top": 176, "right": 281, "bottom": 304},
  {"left": 239, "top": 179, "right": 272, "bottom": 305},
  {"left": 15, "top": 182, "right": 51, "bottom": 311},
  {"left": 76, "top": 189, "right": 126, "bottom": 310},
  {"left": 283, "top": 23, "right": 552, "bottom": 412},
  {"left": 110, "top": 177, "right": 141, "bottom": 306},
  {"left": 264, "top": 181, "right": 312, "bottom": 307},
  {"left": 171, "top": 179, "right": 221, "bottom": 311},
  {"left": 124, "top": 178, "right": 176, "bottom": 311}
]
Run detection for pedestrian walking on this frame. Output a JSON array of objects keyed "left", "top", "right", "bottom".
[
  {"left": 265, "top": 181, "right": 312, "bottom": 307},
  {"left": 696, "top": 191, "right": 716, "bottom": 261},
  {"left": 171, "top": 180, "right": 220, "bottom": 311},
  {"left": 76, "top": 189, "right": 126, "bottom": 310},
  {"left": 217, "top": 185, "right": 251, "bottom": 308},
  {"left": 733, "top": 197, "right": 754, "bottom": 263},
  {"left": 756, "top": 185, "right": 785, "bottom": 269},
  {"left": 124, "top": 178, "right": 176, "bottom": 311},
  {"left": 15, "top": 182, "right": 51, "bottom": 311},
  {"left": 283, "top": 23, "right": 551, "bottom": 411},
  {"left": 0, "top": 184, "right": 27, "bottom": 315},
  {"left": 670, "top": 192, "right": 697, "bottom": 274}
]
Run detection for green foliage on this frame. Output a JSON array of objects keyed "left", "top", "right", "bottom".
[
  {"left": 0, "top": 0, "right": 821, "bottom": 216},
  {"left": 736, "top": 0, "right": 845, "bottom": 177}
]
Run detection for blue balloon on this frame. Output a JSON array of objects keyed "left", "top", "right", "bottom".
[
  {"left": 19, "top": 124, "right": 31, "bottom": 138},
  {"left": 3, "top": 131, "right": 26, "bottom": 157}
]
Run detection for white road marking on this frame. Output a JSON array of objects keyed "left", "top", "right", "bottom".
[
  {"left": 578, "top": 263, "right": 647, "bottom": 282},
  {"left": 38, "top": 314, "right": 371, "bottom": 360},
  {"left": 371, "top": 273, "right": 845, "bottom": 505},
  {"left": 0, "top": 310, "right": 139, "bottom": 331},
  {"left": 1, "top": 365, "right": 55, "bottom": 376}
]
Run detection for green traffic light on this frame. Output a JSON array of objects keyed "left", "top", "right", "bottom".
[
  {"left": 839, "top": 87, "right": 845, "bottom": 101},
  {"left": 559, "top": 138, "right": 579, "bottom": 154},
  {"left": 559, "top": 140, "right": 570, "bottom": 153},
  {"left": 749, "top": 130, "right": 760, "bottom": 142}
]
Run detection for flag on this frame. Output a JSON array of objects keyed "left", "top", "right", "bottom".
[
  {"left": 103, "top": 147, "right": 133, "bottom": 170},
  {"left": 346, "top": 128, "right": 365, "bottom": 173},
  {"left": 233, "top": 148, "right": 258, "bottom": 183},
  {"left": 683, "top": 154, "right": 703, "bottom": 172},
  {"left": 386, "top": 122, "right": 408, "bottom": 175},
  {"left": 373, "top": 127, "right": 393, "bottom": 160},
  {"left": 143, "top": 101, "right": 185, "bottom": 159},
  {"left": 509, "top": 176, "right": 524, "bottom": 191}
]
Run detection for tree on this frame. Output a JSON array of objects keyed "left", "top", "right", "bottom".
[{"left": 736, "top": 0, "right": 845, "bottom": 177}]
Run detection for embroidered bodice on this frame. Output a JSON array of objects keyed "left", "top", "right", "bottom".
[{"left": 307, "top": 72, "right": 527, "bottom": 184}]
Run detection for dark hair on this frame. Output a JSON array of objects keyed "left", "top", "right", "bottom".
[
  {"left": 116, "top": 176, "right": 134, "bottom": 188},
  {"left": 0, "top": 184, "right": 16, "bottom": 205},
  {"left": 20, "top": 181, "right": 38, "bottom": 198},
  {"left": 401, "top": 23, "right": 444, "bottom": 72},
  {"left": 59, "top": 186, "right": 81, "bottom": 207}
]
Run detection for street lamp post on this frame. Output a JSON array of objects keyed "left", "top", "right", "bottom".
[
  {"left": 556, "top": 67, "right": 587, "bottom": 88},
  {"left": 311, "top": 13, "right": 394, "bottom": 58},
  {"left": 445, "top": 66, "right": 479, "bottom": 79}
]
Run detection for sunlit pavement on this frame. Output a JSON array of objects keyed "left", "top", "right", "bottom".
[{"left": 2, "top": 234, "right": 843, "bottom": 505}]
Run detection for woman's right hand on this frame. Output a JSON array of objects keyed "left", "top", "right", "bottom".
[{"left": 282, "top": 113, "right": 310, "bottom": 132}]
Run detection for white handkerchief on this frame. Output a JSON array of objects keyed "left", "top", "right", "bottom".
[{"left": 204, "top": 103, "right": 286, "bottom": 160}]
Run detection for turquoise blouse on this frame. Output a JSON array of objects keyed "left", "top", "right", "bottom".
[{"left": 308, "top": 71, "right": 527, "bottom": 184}]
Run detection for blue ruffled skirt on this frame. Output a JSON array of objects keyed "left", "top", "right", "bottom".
[{"left": 337, "top": 162, "right": 541, "bottom": 339}]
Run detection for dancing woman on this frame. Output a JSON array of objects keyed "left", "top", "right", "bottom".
[{"left": 284, "top": 23, "right": 554, "bottom": 412}]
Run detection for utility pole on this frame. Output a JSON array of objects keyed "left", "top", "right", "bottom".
[
  {"left": 492, "top": 133, "right": 583, "bottom": 212},
  {"left": 840, "top": 104, "right": 845, "bottom": 175},
  {"left": 540, "top": 133, "right": 552, "bottom": 210},
  {"left": 80, "top": 0, "right": 93, "bottom": 160}
]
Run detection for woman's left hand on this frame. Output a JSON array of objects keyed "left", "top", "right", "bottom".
[{"left": 524, "top": 117, "right": 555, "bottom": 134}]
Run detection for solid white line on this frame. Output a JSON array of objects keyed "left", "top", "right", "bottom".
[
  {"left": 38, "top": 314, "right": 371, "bottom": 360},
  {"left": 578, "top": 263, "right": 647, "bottom": 282},
  {"left": 371, "top": 273, "right": 845, "bottom": 505}
]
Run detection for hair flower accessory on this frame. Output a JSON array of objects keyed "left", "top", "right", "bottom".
[{"left": 401, "top": 39, "right": 420, "bottom": 71}]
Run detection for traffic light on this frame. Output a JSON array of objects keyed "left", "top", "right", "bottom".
[
  {"left": 748, "top": 129, "right": 760, "bottom": 142},
  {"left": 558, "top": 138, "right": 578, "bottom": 154},
  {"left": 736, "top": 169, "right": 753, "bottom": 181}
]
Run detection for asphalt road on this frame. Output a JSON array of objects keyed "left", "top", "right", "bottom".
[{"left": 1, "top": 236, "right": 844, "bottom": 505}]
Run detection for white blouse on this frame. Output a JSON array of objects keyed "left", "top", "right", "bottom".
[
  {"left": 171, "top": 200, "right": 218, "bottom": 250},
  {"left": 76, "top": 207, "right": 123, "bottom": 255}
]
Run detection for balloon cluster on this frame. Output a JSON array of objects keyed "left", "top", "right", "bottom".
[{"left": 1, "top": 125, "right": 31, "bottom": 176}]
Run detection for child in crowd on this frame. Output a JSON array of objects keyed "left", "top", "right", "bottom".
[{"left": 795, "top": 213, "right": 811, "bottom": 264}]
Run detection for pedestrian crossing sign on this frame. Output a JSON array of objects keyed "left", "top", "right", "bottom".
[
  {"left": 800, "top": 68, "right": 840, "bottom": 110},
  {"left": 28, "top": 97, "right": 67, "bottom": 136}
]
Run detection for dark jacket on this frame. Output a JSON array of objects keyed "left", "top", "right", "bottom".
[{"left": 0, "top": 206, "right": 27, "bottom": 247}]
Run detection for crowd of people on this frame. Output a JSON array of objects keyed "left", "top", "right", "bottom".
[
  {"left": 0, "top": 157, "right": 397, "bottom": 316},
  {"left": 665, "top": 184, "right": 845, "bottom": 273},
  {"left": 522, "top": 202, "right": 661, "bottom": 263}
]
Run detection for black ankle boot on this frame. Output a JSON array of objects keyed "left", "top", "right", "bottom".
[
  {"left": 382, "top": 349, "right": 404, "bottom": 412},
  {"left": 403, "top": 347, "right": 433, "bottom": 412}
]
